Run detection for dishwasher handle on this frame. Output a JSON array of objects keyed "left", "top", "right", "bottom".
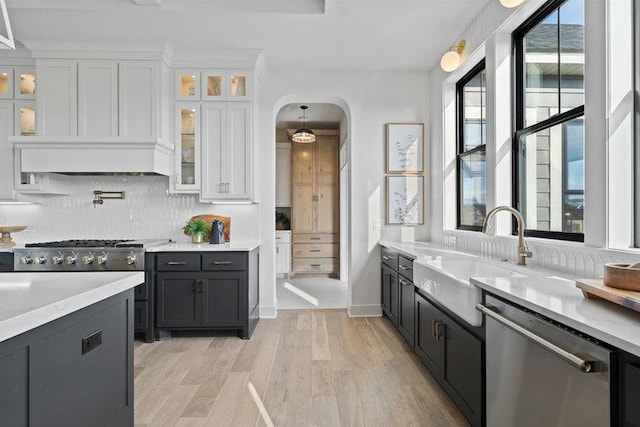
[{"left": 476, "top": 303, "right": 593, "bottom": 373}]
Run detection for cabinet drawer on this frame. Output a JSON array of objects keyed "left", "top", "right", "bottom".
[
  {"left": 381, "top": 247, "right": 398, "bottom": 270},
  {"left": 398, "top": 255, "right": 414, "bottom": 281},
  {"left": 293, "top": 233, "right": 338, "bottom": 244},
  {"left": 275, "top": 231, "right": 291, "bottom": 243},
  {"left": 157, "top": 253, "right": 201, "bottom": 271},
  {"left": 202, "top": 252, "right": 246, "bottom": 271},
  {"left": 292, "top": 243, "right": 338, "bottom": 258},
  {"left": 293, "top": 258, "right": 337, "bottom": 273}
]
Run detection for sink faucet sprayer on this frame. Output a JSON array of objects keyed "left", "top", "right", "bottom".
[{"left": 482, "top": 206, "right": 533, "bottom": 266}]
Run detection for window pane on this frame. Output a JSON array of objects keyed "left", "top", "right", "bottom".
[
  {"left": 518, "top": 118, "right": 584, "bottom": 234},
  {"left": 460, "top": 149, "right": 486, "bottom": 227},
  {"left": 559, "top": 0, "right": 584, "bottom": 111},
  {"left": 524, "top": 10, "right": 560, "bottom": 127},
  {"left": 462, "top": 69, "right": 486, "bottom": 150}
]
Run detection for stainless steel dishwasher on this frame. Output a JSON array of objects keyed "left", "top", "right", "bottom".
[{"left": 477, "top": 295, "right": 612, "bottom": 427}]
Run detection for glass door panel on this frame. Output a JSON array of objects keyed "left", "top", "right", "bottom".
[
  {"left": 202, "top": 71, "right": 224, "bottom": 100},
  {"left": 176, "top": 70, "right": 200, "bottom": 100},
  {"left": 15, "top": 68, "right": 35, "bottom": 99},
  {"left": 16, "top": 102, "right": 35, "bottom": 136},
  {"left": 0, "top": 69, "right": 13, "bottom": 99},
  {"left": 177, "top": 106, "right": 199, "bottom": 189}
]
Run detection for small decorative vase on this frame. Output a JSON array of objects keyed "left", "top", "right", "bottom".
[{"left": 192, "top": 234, "right": 204, "bottom": 244}]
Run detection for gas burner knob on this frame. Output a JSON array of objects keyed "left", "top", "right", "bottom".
[
  {"left": 81, "top": 255, "right": 95, "bottom": 265},
  {"left": 51, "top": 255, "right": 64, "bottom": 265},
  {"left": 125, "top": 253, "right": 136, "bottom": 265},
  {"left": 96, "top": 254, "right": 107, "bottom": 265},
  {"left": 20, "top": 256, "right": 33, "bottom": 265},
  {"left": 65, "top": 255, "right": 77, "bottom": 265},
  {"left": 33, "top": 256, "right": 47, "bottom": 265}
]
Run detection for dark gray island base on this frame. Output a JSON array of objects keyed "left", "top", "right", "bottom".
[{"left": 0, "top": 289, "right": 134, "bottom": 427}]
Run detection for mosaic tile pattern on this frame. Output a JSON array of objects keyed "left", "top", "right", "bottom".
[{"left": 0, "top": 176, "right": 259, "bottom": 244}]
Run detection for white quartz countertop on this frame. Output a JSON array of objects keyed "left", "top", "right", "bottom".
[
  {"left": 0, "top": 271, "right": 144, "bottom": 343},
  {"left": 472, "top": 276, "right": 640, "bottom": 357},
  {"left": 0, "top": 246, "right": 14, "bottom": 252},
  {"left": 379, "top": 240, "right": 473, "bottom": 260},
  {"left": 147, "top": 241, "right": 262, "bottom": 252}
]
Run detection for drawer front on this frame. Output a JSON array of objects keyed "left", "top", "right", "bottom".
[
  {"left": 293, "top": 233, "right": 338, "bottom": 244},
  {"left": 293, "top": 258, "right": 338, "bottom": 273},
  {"left": 292, "top": 243, "right": 338, "bottom": 258},
  {"left": 381, "top": 247, "right": 398, "bottom": 270},
  {"left": 134, "top": 282, "right": 148, "bottom": 300},
  {"left": 202, "top": 252, "right": 247, "bottom": 271},
  {"left": 157, "top": 253, "right": 201, "bottom": 271},
  {"left": 398, "top": 255, "right": 414, "bottom": 281},
  {"left": 275, "top": 232, "right": 291, "bottom": 243}
]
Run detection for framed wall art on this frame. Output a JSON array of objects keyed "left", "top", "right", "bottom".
[
  {"left": 386, "top": 175, "right": 424, "bottom": 225},
  {"left": 386, "top": 123, "right": 424, "bottom": 174}
]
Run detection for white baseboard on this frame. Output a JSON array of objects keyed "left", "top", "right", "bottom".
[
  {"left": 259, "top": 305, "right": 277, "bottom": 318},
  {"left": 347, "top": 304, "right": 382, "bottom": 317}
]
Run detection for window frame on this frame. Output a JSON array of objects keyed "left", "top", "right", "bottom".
[
  {"left": 512, "top": 0, "right": 585, "bottom": 242},
  {"left": 456, "top": 59, "right": 487, "bottom": 231}
]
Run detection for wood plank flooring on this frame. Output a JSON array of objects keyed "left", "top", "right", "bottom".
[{"left": 134, "top": 310, "right": 468, "bottom": 427}]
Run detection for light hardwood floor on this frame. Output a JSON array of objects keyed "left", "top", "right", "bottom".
[{"left": 134, "top": 310, "right": 468, "bottom": 427}]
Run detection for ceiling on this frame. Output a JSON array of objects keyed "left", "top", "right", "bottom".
[
  {"left": 276, "top": 103, "right": 345, "bottom": 129},
  {"left": 5, "top": 0, "right": 491, "bottom": 71}
]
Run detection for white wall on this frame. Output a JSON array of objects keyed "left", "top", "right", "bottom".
[{"left": 257, "top": 68, "right": 430, "bottom": 317}]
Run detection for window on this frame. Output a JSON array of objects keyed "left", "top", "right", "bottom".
[
  {"left": 514, "top": 0, "right": 585, "bottom": 241},
  {"left": 457, "top": 61, "right": 487, "bottom": 230}
]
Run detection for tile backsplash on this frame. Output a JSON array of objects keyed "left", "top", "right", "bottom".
[
  {"left": 0, "top": 176, "right": 259, "bottom": 244},
  {"left": 442, "top": 230, "right": 640, "bottom": 279}
]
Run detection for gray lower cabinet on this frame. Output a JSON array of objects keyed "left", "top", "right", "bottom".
[
  {"left": 134, "top": 253, "right": 155, "bottom": 343},
  {"left": 381, "top": 247, "right": 414, "bottom": 346},
  {"left": 0, "top": 289, "right": 133, "bottom": 427},
  {"left": 154, "top": 249, "right": 259, "bottom": 339},
  {"left": 381, "top": 263, "right": 399, "bottom": 325},
  {"left": 415, "top": 291, "right": 483, "bottom": 427},
  {"left": 619, "top": 350, "right": 640, "bottom": 425},
  {"left": 0, "top": 252, "right": 13, "bottom": 271}
]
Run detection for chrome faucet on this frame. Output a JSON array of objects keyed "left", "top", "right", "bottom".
[{"left": 482, "top": 206, "right": 533, "bottom": 266}]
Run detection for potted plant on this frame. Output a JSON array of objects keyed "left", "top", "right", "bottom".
[
  {"left": 183, "top": 218, "right": 210, "bottom": 243},
  {"left": 275, "top": 212, "right": 290, "bottom": 230}
]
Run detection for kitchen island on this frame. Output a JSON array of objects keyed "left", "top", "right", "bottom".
[{"left": 0, "top": 271, "right": 143, "bottom": 427}]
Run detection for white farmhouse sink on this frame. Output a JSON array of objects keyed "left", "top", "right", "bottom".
[{"left": 414, "top": 258, "right": 536, "bottom": 327}]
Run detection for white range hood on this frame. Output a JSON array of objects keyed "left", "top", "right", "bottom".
[{"left": 11, "top": 137, "right": 174, "bottom": 175}]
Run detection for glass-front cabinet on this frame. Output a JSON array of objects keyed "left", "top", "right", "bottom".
[
  {"left": 15, "top": 68, "right": 36, "bottom": 99},
  {"left": 175, "top": 69, "right": 252, "bottom": 102},
  {"left": 174, "top": 104, "right": 200, "bottom": 192},
  {"left": 0, "top": 69, "right": 13, "bottom": 99}
]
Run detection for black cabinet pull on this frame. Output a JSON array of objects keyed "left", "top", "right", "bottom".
[
  {"left": 382, "top": 255, "right": 392, "bottom": 260},
  {"left": 310, "top": 249, "right": 321, "bottom": 253},
  {"left": 311, "top": 264, "right": 321, "bottom": 267},
  {"left": 310, "top": 237, "right": 321, "bottom": 240},
  {"left": 399, "top": 278, "right": 412, "bottom": 287},
  {"left": 435, "top": 322, "right": 445, "bottom": 340},
  {"left": 213, "top": 261, "right": 232, "bottom": 265},
  {"left": 399, "top": 265, "right": 411, "bottom": 270},
  {"left": 431, "top": 320, "right": 437, "bottom": 338},
  {"left": 167, "top": 261, "right": 188, "bottom": 266}
]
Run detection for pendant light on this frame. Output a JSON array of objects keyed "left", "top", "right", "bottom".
[{"left": 291, "top": 105, "right": 316, "bottom": 144}]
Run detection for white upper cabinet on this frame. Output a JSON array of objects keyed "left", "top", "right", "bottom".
[
  {"left": 119, "top": 61, "right": 159, "bottom": 138},
  {"left": 173, "top": 103, "right": 200, "bottom": 192},
  {"left": 36, "top": 60, "right": 77, "bottom": 136},
  {"left": 176, "top": 69, "right": 253, "bottom": 102},
  {"left": 78, "top": 61, "right": 117, "bottom": 137},
  {"left": 15, "top": 68, "right": 36, "bottom": 100},
  {"left": 0, "top": 69, "right": 13, "bottom": 100},
  {"left": 0, "top": 101, "right": 14, "bottom": 199},
  {"left": 200, "top": 102, "right": 252, "bottom": 202}
]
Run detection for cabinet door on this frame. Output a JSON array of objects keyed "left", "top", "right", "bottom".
[
  {"left": 0, "top": 341, "right": 29, "bottom": 426},
  {"left": 14, "top": 67, "right": 35, "bottom": 100},
  {"left": 315, "top": 135, "right": 339, "bottom": 233},
  {"left": 225, "top": 102, "right": 252, "bottom": 199},
  {"left": 276, "top": 242, "right": 291, "bottom": 274},
  {"left": 200, "top": 103, "right": 226, "bottom": 200},
  {"left": 442, "top": 313, "right": 482, "bottom": 426},
  {"left": 291, "top": 141, "right": 314, "bottom": 233},
  {"left": 398, "top": 276, "right": 415, "bottom": 346},
  {"left": 0, "top": 68, "right": 13, "bottom": 99},
  {"left": 176, "top": 69, "right": 200, "bottom": 101},
  {"left": 118, "top": 61, "right": 158, "bottom": 138},
  {"left": 226, "top": 69, "right": 252, "bottom": 101},
  {"left": 156, "top": 272, "right": 201, "bottom": 327},
  {"left": 78, "top": 61, "right": 118, "bottom": 137},
  {"left": 276, "top": 142, "right": 292, "bottom": 207},
  {"left": 174, "top": 103, "right": 200, "bottom": 192},
  {"left": 36, "top": 60, "right": 77, "bottom": 136},
  {"left": 201, "top": 69, "right": 225, "bottom": 101},
  {"left": 0, "top": 101, "right": 14, "bottom": 199},
  {"left": 202, "top": 272, "right": 244, "bottom": 327},
  {"left": 415, "top": 292, "right": 443, "bottom": 376},
  {"left": 381, "top": 264, "right": 398, "bottom": 325},
  {"left": 620, "top": 352, "right": 640, "bottom": 426}
]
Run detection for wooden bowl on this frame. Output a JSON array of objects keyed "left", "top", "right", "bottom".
[{"left": 603, "top": 263, "right": 640, "bottom": 291}]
